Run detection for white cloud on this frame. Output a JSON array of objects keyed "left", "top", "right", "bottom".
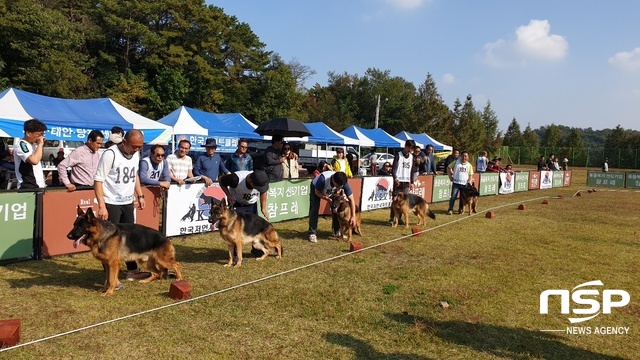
[
  {"left": 383, "top": 0, "right": 429, "bottom": 10},
  {"left": 609, "top": 48, "right": 640, "bottom": 72},
  {"left": 479, "top": 19, "right": 568, "bottom": 68},
  {"left": 442, "top": 73, "right": 455, "bottom": 84}
]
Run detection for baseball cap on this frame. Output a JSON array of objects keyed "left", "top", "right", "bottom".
[{"left": 249, "top": 170, "right": 269, "bottom": 193}]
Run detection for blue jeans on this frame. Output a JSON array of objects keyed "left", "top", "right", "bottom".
[{"left": 448, "top": 183, "right": 466, "bottom": 212}]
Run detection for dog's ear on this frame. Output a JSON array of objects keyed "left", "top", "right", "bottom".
[
  {"left": 76, "top": 205, "right": 84, "bottom": 216},
  {"left": 86, "top": 207, "right": 95, "bottom": 220}
]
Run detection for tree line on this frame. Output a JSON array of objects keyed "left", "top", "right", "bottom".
[{"left": 1, "top": 0, "right": 637, "bottom": 158}]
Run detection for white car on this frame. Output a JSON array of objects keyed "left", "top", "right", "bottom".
[
  {"left": 362, "top": 152, "right": 394, "bottom": 171},
  {"left": 42, "top": 139, "right": 85, "bottom": 165}
]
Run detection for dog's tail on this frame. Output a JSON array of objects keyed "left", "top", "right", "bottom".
[{"left": 427, "top": 208, "right": 436, "bottom": 220}]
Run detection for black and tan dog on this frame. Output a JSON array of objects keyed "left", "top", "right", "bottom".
[
  {"left": 330, "top": 188, "right": 363, "bottom": 242},
  {"left": 208, "top": 201, "right": 282, "bottom": 268},
  {"left": 460, "top": 182, "right": 480, "bottom": 215},
  {"left": 67, "top": 206, "right": 183, "bottom": 297},
  {"left": 391, "top": 189, "right": 436, "bottom": 228}
]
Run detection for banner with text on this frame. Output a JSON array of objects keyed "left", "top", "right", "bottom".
[
  {"left": 586, "top": 171, "right": 625, "bottom": 187},
  {"left": 0, "top": 192, "right": 36, "bottom": 261},
  {"left": 361, "top": 176, "right": 393, "bottom": 211},
  {"left": 479, "top": 173, "right": 499, "bottom": 196},
  {"left": 514, "top": 172, "right": 529, "bottom": 192}
]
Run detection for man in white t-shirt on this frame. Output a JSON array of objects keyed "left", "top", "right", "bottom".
[
  {"left": 447, "top": 150, "right": 474, "bottom": 215},
  {"left": 13, "top": 119, "right": 48, "bottom": 189}
]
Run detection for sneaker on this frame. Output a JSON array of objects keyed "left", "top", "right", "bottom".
[
  {"left": 115, "top": 283, "right": 125, "bottom": 291},
  {"left": 126, "top": 269, "right": 151, "bottom": 281},
  {"left": 447, "top": 210, "right": 453, "bottom": 215},
  {"left": 309, "top": 234, "right": 318, "bottom": 243},
  {"left": 387, "top": 221, "right": 394, "bottom": 226},
  {"left": 457, "top": 209, "right": 463, "bottom": 215}
]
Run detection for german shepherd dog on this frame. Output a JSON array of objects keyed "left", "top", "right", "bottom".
[
  {"left": 67, "top": 206, "right": 183, "bottom": 296},
  {"left": 460, "top": 183, "right": 480, "bottom": 215},
  {"left": 330, "top": 188, "right": 363, "bottom": 242},
  {"left": 391, "top": 189, "right": 436, "bottom": 228},
  {"left": 208, "top": 201, "right": 282, "bottom": 268}
]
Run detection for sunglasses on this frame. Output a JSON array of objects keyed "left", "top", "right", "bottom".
[{"left": 155, "top": 153, "right": 165, "bottom": 157}]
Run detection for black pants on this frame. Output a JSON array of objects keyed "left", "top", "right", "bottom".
[{"left": 106, "top": 203, "right": 138, "bottom": 271}]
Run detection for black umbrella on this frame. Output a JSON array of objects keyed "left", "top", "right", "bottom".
[{"left": 253, "top": 117, "right": 312, "bottom": 137}]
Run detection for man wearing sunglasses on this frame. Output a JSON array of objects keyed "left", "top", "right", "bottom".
[
  {"left": 225, "top": 139, "right": 253, "bottom": 172},
  {"left": 139, "top": 144, "right": 171, "bottom": 190}
]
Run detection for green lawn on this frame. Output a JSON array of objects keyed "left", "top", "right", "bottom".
[{"left": 0, "top": 169, "right": 638, "bottom": 359}]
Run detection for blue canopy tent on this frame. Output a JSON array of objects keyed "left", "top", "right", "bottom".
[
  {"left": 158, "top": 106, "right": 263, "bottom": 152},
  {"left": 0, "top": 88, "right": 171, "bottom": 143},
  {"left": 306, "top": 122, "right": 374, "bottom": 146},
  {"left": 393, "top": 131, "right": 426, "bottom": 149},
  {"left": 352, "top": 127, "right": 406, "bottom": 148},
  {"left": 395, "top": 131, "right": 451, "bottom": 151},
  {"left": 340, "top": 126, "right": 378, "bottom": 148}
]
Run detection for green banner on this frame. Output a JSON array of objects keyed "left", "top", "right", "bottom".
[
  {"left": 586, "top": 171, "right": 625, "bottom": 187},
  {"left": 0, "top": 192, "right": 36, "bottom": 261},
  {"left": 431, "top": 175, "right": 451, "bottom": 203},
  {"left": 552, "top": 171, "right": 564, "bottom": 188},
  {"left": 261, "top": 179, "right": 312, "bottom": 222},
  {"left": 625, "top": 172, "right": 640, "bottom": 189},
  {"left": 514, "top": 172, "right": 529, "bottom": 192},
  {"left": 479, "top": 173, "right": 499, "bottom": 196}
]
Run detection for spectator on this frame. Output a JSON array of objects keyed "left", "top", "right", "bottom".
[
  {"left": 167, "top": 139, "right": 194, "bottom": 185},
  {"left": 447, "top": 150, "right": 474, "bottom": 215},
  {"left": 546, "top": 154, "right": 555, "bottom": 170},
  {"left": 281, "top": 144, "right": 300, "bottom": 179},
  {"left": 13, "top": 119, "right": 47, "bottom": 189},
  {"left": 313, "top": 160, "right": 332, "bottom": 177},
  {"left": 331, "top": 148, "right": 352, "bottom": 177},
  {"left": 51, "top": 149, "right": 65, "bottom": 186},
  {"left": 476, "top": 151, "right": 488, "bottom": 173},
  {"left": 346, "top": 150, "right": 359, "bottom": 176},
  {"left": 139, "top": 144, "right": 171, "bottom": 190},
  {"left": 94, "top": 129, "right": 149, "bottom": 282},
  {"left": 388, "top": 140, "right": 417, "bottom": 226},
  {"left": 486, "top": 156, "right": 503, "bottom": 172},
  {"left": 551, "top": 156, "right": 561, "bottom": 171},
  {"left": 0, "top": 150, "right": 14, "bottom": 171},
  {"left": 562, "top": 158, "right": 569, "bottom": 171},
  {"left": 194, "top": 138, "right": 230, "bottom": 186},
  {"left": 219, "top": 170, "right": 270, "bottom": 218},
  {"left": 368, "top": 150, "right": 378, "bottom": 175},
  {"left": 225, "top": 139, "right": 253, "bottom": 172},
  {"left": 602, "top": 158, "right": 609, "bottom": 172},
  {"left": 537, "top": 156, "right": 549, "bottom": 171},
  {"left": 503, "top": 164, "right": 515, "bottom": 175},
  {"left": 443, "top": 148, "right": 460, "bottom": 173},
  {"left": 307, "top": 171, "right": 355, "bottom": 242},
  {"left": 104, "top": 126, "right": 124, "bottom": 148},
  {"left": 57, "top": 130, "right": 104, "bottom": 192},
  {"left": 423, "top": 145, "right": 437, "bottom": 175},
  {"left": 264, "top": 134, "right": 284, "bottom": 180},
  {"left": 413, "top": 145, "right": 427, "bottom": 178},
  {"left": 377, "top": 162, "right": 393, "bottom": 176}
]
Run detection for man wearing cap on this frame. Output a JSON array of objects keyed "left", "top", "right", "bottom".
[
  {"left": 486, "top": 156, "right": 503, "bottom": 172},
  {"left": 194, "top": 138, "right": 231, "bottom": 186},
  {"left": 57, "top": 130, "right": 104, "bottom": 192},
  {"left": 219, "top": 170, "right": 270, "bottom": 219}
]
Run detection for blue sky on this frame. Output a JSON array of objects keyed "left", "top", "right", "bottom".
[{"left": 211, "top": 0, "right": 640, "bottom": 132}]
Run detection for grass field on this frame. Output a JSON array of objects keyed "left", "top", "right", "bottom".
[{"left": 1, "top": 169, "right": 638, "bottom": 359}]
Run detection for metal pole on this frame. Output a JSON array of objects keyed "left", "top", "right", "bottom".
[{"left": 375, "top": 94, "right": 380, "bottom": 129}]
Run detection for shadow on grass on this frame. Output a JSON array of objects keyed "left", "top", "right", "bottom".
[
  {"left": 3, "top": 256, "right": 106, "bottom": 291},
  {"left": 323, "top": 332, "right": 431, "bottom": 360},
  {"left": 386, "top": 312, "right": 625, "bottom": 360}
]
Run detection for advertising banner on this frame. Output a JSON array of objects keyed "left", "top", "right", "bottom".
[
  {"left": 411, "top": 175, "right": 434, "bottom": 202},
  {"left": 586, "top": 171, "right": 625, "bottom": 187},
  {"left": 625, "top": 172, "right": 640, "bottom": 189},
  {"left": 263, "top": 179, "right": 311, "bottom": 222},
  {"left": 552, "top": 171, "right": 564, "bottom": 188},
  {"left": 563, "top": 171, "right": 572, "bottom": 187},
  {"left": 431, "top": 175, "right": 451, "bottom": 203},
  {"left": 361, "top": 176, "right": 393, "bottom": 211},
  {"left": 177, "top": 134, "right": 238, "bottom": 153},
  {"left": 514, "top": 172, "right": 529, "bottom": 192},
  {"left": 529, "top": 171, "right": 540, "bottom": 190},
  {"left": 540, "top": 171, "right": 553, "bottom": 189},
  {"left": 0, "top": 192, "right": 36, "bottom": 261},
  {"left": 165, "top": 183, "right": 218, "bottom": 237},
  {"left": 479, "top": 173, "right": 499, "bottom": 196},
  {"left": 42, "top": 187, "right": 161, "bottom": 257},
  {"left": 498, "top": 172, "right": 515, "bottom": 195}
]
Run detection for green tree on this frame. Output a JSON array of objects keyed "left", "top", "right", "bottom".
[
  {"left": 604, "top": 125, "right": 627, "bottom": 149},
  {"left": 542, "top": 124, "right": 563, "bottom": 148},
  {"left": 480, "top": 100, "right": 502, "bottom": 153},
  {"left": 522, "top": 123, "right": 540, "bottom": 148},
  {"left": 453, "top": 95, "right": 485, "bottom": 154},
  {"left": 503, "top": 118, "right": 524, "bottom": 146},
  {"left": 564, "top": 128, "right": 584, "bottom": 149},
  {"left": 413, "top": 73, "right": 454, "bottom": 146}
]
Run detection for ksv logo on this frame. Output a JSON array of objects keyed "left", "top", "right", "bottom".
[{"left": 540, "top": 280, "right": 630, "bottom": 323}]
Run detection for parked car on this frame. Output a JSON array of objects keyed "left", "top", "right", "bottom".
[
  {"left": 42, "top": 139, "right": 85, "bottom": 165},
  {"left": 362, "top": 152, "right": 394, "bottom": 171}
]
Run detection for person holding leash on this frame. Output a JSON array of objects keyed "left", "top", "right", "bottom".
[
  {"left": 219, "top": 170, "right": 270, "bottom": 219},
  {"left": 387, "top": 139, "right": 416, "bottom": 226},
  {"left": 308, "top": 171, "right": 356, "bottom": 242},
  {"left": 94, "top": 129, "right": 149, "bottom": 282},
  {"left": 447, "top": 150, "right": 474, "bottom": 215}
]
